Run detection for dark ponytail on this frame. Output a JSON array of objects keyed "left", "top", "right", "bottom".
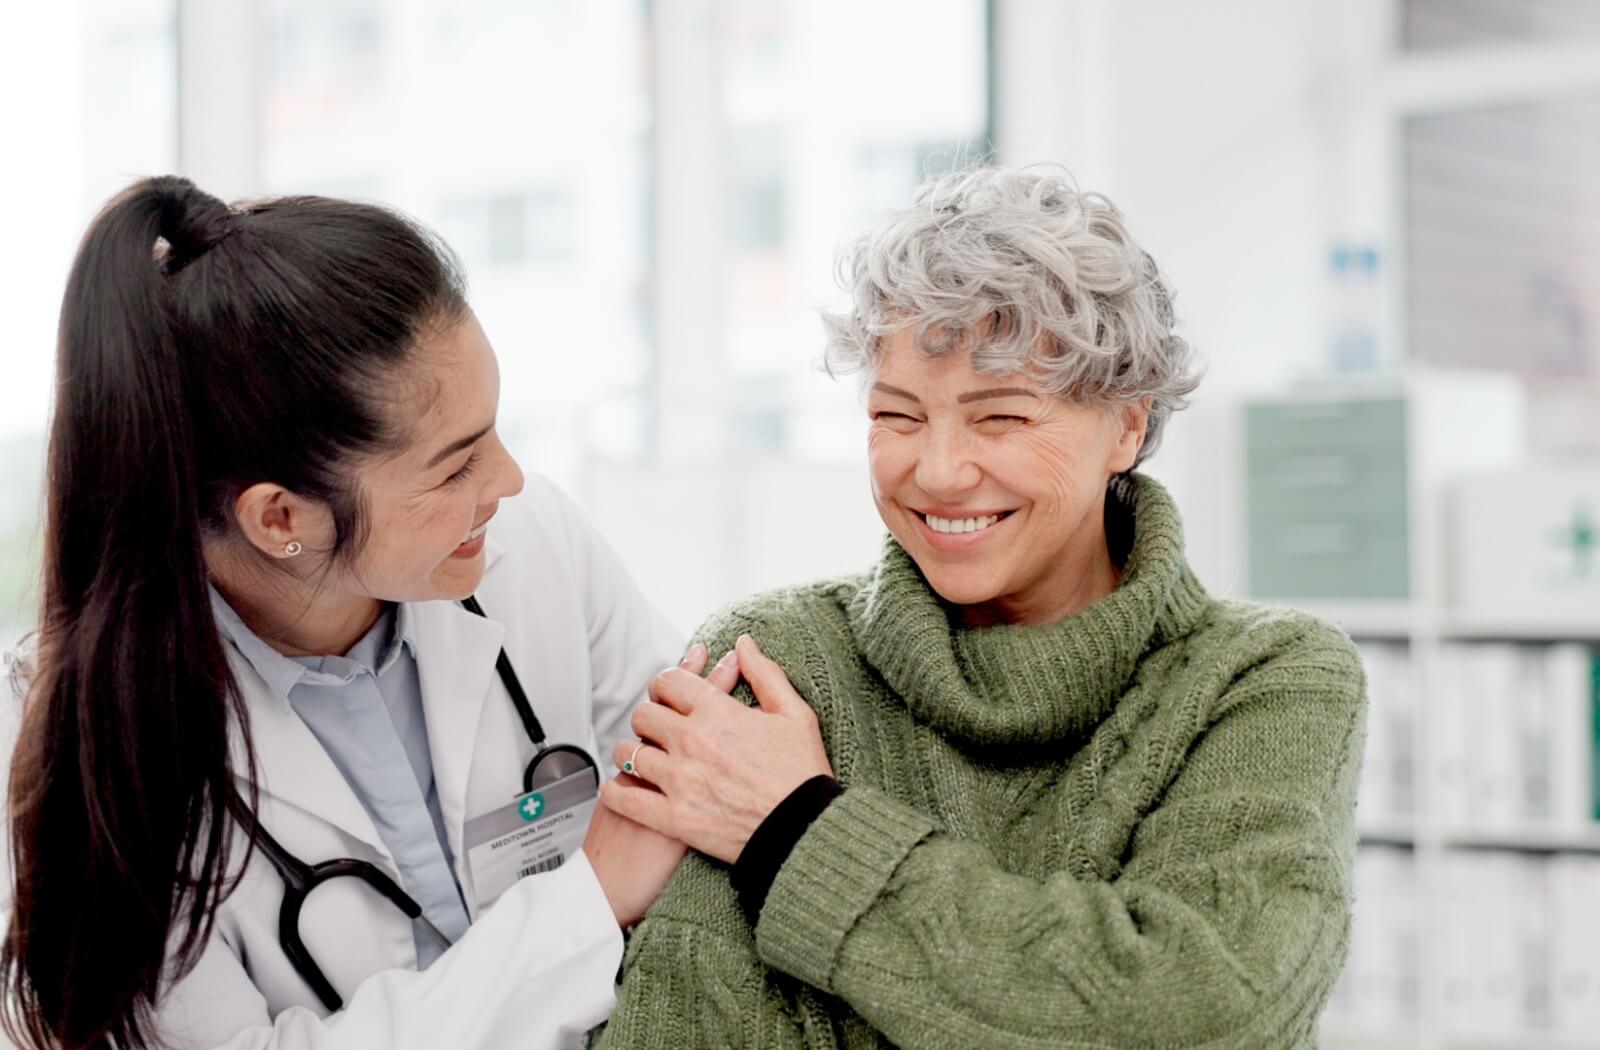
[{"left": 1, "top": 176, "right": 465, "bottom": 1049}]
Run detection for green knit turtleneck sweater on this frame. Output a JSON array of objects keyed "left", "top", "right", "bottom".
[{"left": 596, "top": 474, "right": 1366, "bottom": 1049}]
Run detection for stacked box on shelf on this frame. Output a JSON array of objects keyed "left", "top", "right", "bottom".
[
  {"left": 1324, "top": 846, "right": 1419, "bottom": 1033},
  {"left": 1356, "top": 641, "right": 1416, "bottom": 824},
  {"left": 1430, "top": 643, "right": 1596, "bottom": 833},
  {"left": 1548, "top": 855, "right": 1600, "bottom": 1033},
  {"left": 1429, "top": 850, "right": 1600, "bottom": 1042},
  {"left": 1437, "top": 851, "right": 1529, "bottom": 1038},
  {"left": 1448, "top": 468, "right": 1600, "bottom": 627}
]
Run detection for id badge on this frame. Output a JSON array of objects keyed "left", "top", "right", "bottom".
[{"left": 464, "top": 767, "right": 599, "bottom": 912}]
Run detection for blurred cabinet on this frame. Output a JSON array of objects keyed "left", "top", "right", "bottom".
[
  {"left": 1449, "top": 468, "right": 1600, "bottom": 627},
  {"left": 1244, "top": 374, "right": 1523, "bottom": 605},
  {"left": 1246, "top": 397, "right": 1410, "bottom": 600}
]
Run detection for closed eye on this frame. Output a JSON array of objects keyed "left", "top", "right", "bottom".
[{"left": 442, "top": 449, "right": 481, "bottom": 486}]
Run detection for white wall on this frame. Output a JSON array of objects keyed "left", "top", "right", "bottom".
[{"left": 584, "top": 457, "right": 884, "bottom": 636}]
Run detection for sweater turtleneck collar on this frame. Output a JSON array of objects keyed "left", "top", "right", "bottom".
[{"left": 846, "top": 473, "right": 1212, "bottom": 749}]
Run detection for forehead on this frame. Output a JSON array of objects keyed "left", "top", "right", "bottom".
[
  {"left": 389, "top": 312, "right": 497, "bottom": 449},
  {"left": 871, "top": 327, "right": 1044, "bottom": 396},
  {"left": 422, "top": 310, "right": 494, "bottom": 389}
]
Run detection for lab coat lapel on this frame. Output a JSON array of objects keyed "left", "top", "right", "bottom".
[
  {"left": 410, "top": 593, "right": 505, "bottom": 889},
  {"left": 229, "top": 663, "right": 388, "bottom": 855}
]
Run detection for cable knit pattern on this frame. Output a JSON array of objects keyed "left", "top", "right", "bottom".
[{"left": 594, "top": 474, "right": 1366, "bottom": 1050}]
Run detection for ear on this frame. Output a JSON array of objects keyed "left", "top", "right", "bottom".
[
  {"left": 1107, "top": 399, "right": 1151, "bottom": 473},
  {"left": 232, "top": 483, "right": 329, "bottom": 560}
]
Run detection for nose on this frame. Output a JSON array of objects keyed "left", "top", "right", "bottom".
[
  {"left": 488, "top": 431, "right": 526, "bottom": 500},
  {"left": 913, "top": 423, "right": 982, "bottom": 498}
]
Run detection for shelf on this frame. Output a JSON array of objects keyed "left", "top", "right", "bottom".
[
  {"left": 1438, "top": 826, "right": 1600, "bottom": 854},
  {"left": 1248, "top": 603, "right": 1600, "bottom": 642},
  {"left": 1359, "top": 816, "right": 1418, "bottom": 847},
  {"left": 1441, "top": 613, "right": 1600, "bottom": 642},
  {"left": 1356, "top": 821, "right": 1600, "bottom": 854},
  {"left": 1323, "top": 1023, "right": 1600, "bottom": 1049},
  {"left": 1323, "top": 1024, "right": 1600, "bottom": 1049},
  {"left": 1285, "top": 601, "right": 1414, "bottom": 639},
  {"left": 1443, "top": 1033, "right": 1600, "bottom": 1050},
  {"left": 1320, "top": 1026, "right": 1418, "bottom": 1050}
]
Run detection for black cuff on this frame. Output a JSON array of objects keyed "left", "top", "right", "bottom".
[{"left": 730, "top": 774, "right": 844, "bottom": 925}]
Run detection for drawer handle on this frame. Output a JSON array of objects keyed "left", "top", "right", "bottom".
[
  {"left": 1276, "top": 456, "right": 1354, "bottom": 488},
  {"left": 1273, "top": 404, "right": 1356, "bottom": 422},
  {"left": 1281, "top": 523, "right": 1355, "bottom": 555}
]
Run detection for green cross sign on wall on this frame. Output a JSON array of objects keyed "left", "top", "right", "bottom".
[{"left": 1553, "top": 504, "right": 1597, "bottom": 578}]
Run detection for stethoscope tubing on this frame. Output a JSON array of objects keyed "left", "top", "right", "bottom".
[{"left": 246, "top": 594, "right": 592, "bottom": 1011}]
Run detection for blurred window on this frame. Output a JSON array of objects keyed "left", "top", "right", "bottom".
[
  {"left": 262, "top": 0, "right": 654, "bottom": 484},
  {"left": 1405, "top": 96, "right": 1600, "bottom": 380},
  {"left": 3, "top": 0, "right": 989, "bottom": 643},
  {"left": 713, "top": 0, "right": 990, "bottom": 461},
  {"left": 0, "top": 0, "right": 177, "bottom": 649}
]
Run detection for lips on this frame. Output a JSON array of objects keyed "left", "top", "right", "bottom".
[{"left": 449, "top": 512, "right": 495, "bottom": 559}]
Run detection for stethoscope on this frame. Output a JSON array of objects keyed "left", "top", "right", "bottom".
[{"left": 248, "top": 595, "right": 600, "bottom": 1012}]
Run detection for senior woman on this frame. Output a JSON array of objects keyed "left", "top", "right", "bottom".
[{"left": 595, "top": 167, "right": 1366, "bottom": 1049}]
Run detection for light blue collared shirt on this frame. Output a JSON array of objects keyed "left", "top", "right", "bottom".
[{"left": 210, "top": 588, "right": 471, "bottom": 968}]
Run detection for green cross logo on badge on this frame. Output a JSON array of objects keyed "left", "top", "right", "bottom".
[{"left": 518, "top": 792, "right": 546, "bottom": 822}]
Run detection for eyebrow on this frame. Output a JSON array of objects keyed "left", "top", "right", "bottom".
[
  {"left": 424, "top": 423, "right": 493, "bottom": 469},
  {"left": 956, "top": 387, "right": 1040, "bottom": 404},
  {"left": 871, "top": 382, "right": 1041, "bottom": 406},
  {"left": 870, "top": 382, "right": 922, "bottom": 404}
]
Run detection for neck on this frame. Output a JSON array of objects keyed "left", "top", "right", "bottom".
[
  {"left": 958, "top": 501, "right": 1122, "bottom": 628},
  {"left": 205, "top": 542, "right": 384, "bottom": 657}
]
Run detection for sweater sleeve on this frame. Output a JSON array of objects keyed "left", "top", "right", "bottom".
[
  {"left": 753, "top": 621, "right": 1366, "bottom": 1049},
  {"left": 599, "top": 612, "right": 1364, "bottom": 1049},
  {"left": 592, "top": 601, "right": 843, "bottom": 1050}
]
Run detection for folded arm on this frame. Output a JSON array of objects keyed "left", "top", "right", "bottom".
[{"left": 600, "top": 622, "right": 1365, "bottom": 1049}]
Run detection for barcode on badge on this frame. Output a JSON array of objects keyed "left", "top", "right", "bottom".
[{"left": 518, "top": 854, "right": 565, "bottom": 878}]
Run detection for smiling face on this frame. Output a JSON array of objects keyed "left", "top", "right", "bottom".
[
  {"left": 211, "top": 309, "right": 526, "bottom": 654},
  {"left": 866, "top": 328, "right": 1148, "bottom": 626},
  {"left": 346, "top": 309, "right": 526, "bottom": 602}
]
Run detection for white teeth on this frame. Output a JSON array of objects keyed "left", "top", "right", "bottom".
[{"left": 924, "top": 513, "right": 1002, "bottom": 535}]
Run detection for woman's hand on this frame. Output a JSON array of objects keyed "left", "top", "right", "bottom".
[
  {"left": 583, "top": 643, "right": 741, "bottom": 926},
  {"left": 581, "top": 804, "right": 685, "bottom": 928},
  {"left": 601, "top": 635, "right": 833, "bottom": 864}
]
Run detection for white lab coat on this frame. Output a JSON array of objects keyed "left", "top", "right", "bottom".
[{"left": 1, "top": 476, "right": 684, "bottom": 1050}]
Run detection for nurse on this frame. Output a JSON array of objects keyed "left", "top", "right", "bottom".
[{"left": 0, "top": 177, "right": 714, "bottom": 1049}]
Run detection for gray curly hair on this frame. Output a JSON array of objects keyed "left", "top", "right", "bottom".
[{"left": 823, "top": 166, "right": 1202, "bottom": 466}]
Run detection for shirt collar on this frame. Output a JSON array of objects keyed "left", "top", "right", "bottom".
[{"left": 209, "top": 585, "right": 420, "bottom": 704}]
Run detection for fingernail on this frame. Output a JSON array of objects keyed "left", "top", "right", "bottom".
[{"left": 716, "top": 649, "right": 737, "bottom": 668}]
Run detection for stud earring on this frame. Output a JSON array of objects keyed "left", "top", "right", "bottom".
[{"left": 283, "top": 541, "right": 303, "bottom": 557}]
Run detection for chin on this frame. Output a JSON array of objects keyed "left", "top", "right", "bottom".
[
  {"left": 931, "top": 583, "right": 1003, "bottom": 609},
  {"left": 914, "top": 564, "right": 1003, "bottom": 608},
  {"left": 431, "top": 558, "right": 487, "bottom": 601}
]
